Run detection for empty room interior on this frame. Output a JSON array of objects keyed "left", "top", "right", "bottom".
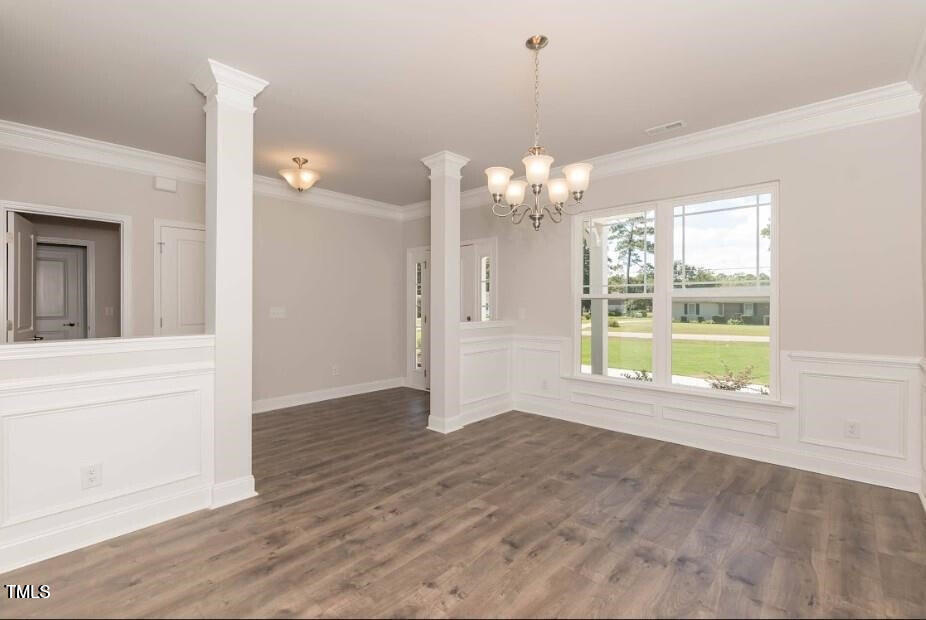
[{"left": 2, "top": 1, "right": 926, "bottom": 618}]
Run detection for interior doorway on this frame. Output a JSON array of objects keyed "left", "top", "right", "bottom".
[
  {"left": 406, "top": 237, "right": 498, "bottom": 390},
  {"left": 35, "top": 243, "right": 89, "bottom": 341},
  {"left": 4, "top": 206, "right": 122, "bottom": 343}
]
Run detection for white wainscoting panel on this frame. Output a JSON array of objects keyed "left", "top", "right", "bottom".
[
  {"left": 509, "top": 336, "right": 922, "bottom": 493},
  {"left": 0, "top": 336, "right": 216, "bottom": 573},
  {"left": 799, "top": 372, "right": 906, "bottom": 458},
  {"left": 458, "top": 328, "right": 514, "bottom": 428}
]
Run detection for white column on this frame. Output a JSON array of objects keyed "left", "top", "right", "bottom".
[
  {"left": 421, "top": 150, "right": 469, "bottom": 433},
  {"left": 192, "top": 60, "right": 268, "bottom": 506}
]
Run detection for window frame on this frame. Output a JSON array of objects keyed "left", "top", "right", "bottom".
[{"left": 571, "top": 182, "right": 780, "bottom": 401}]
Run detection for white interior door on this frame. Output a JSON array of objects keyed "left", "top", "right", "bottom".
[
  {"left": 158, "top": 225, "right": 205, "bottom": 335},
  {"left": 35, "top": 244, "right": 86, "bottom": 341},
  {"left": 6, "top": 212, "right": 36, "bottom": 342}
]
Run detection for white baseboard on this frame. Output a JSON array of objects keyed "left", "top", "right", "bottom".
[
  {"left": 252, "top": 377, "right": 405, "bottom": 414},
  {"left": 427, "top": 415, "right": 462, "bottom": 434},
  {"left": 514, "top": 396, "right": 920, "bottom": 492},
  {"left": 210, "top": 476, "right": 257, "bottom": 509},
  {"left": 0, "top": 486, "right": 210, "bottom": 574}
]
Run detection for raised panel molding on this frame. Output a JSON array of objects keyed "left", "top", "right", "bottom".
[
  {"left": 1, "top": 389, "right": 203, "bottom": 525},
  {"left": 798, "top": 372, "right": 907, "bottom": 459},
  {"left": 662, "top": 405, "right": 779, "bottom": 438},
  {"left": 508, "top": 337, "right": 922, "bottom": 492},
  {"left": 0, "top": 341, "right": 216, "bottom": 574},
  {"left": 570, "top": 389, "right": 655, "bottom": 418}
]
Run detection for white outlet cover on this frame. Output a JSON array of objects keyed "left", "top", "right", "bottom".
[{"left": 81, "top": 463, "right": 103, "bottom": 489}]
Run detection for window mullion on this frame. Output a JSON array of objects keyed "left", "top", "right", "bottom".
[{"left": 652, "top": 203, "right": 673, "bottom": 385}]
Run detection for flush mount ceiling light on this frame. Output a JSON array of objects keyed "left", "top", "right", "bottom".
[
  {"left": 278, "top": 156, "right": 319, "bottom": 192},
  {"left": 485, "top": 35, "right": 592, "bottom": 231}
]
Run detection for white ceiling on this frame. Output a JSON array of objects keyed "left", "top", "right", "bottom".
[{"left": 1, "top": 1, "right": 925, "bottom": 206}]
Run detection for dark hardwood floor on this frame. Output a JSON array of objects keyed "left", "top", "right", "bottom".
[{"left": 2, "top": 387, "right": 925, "bottom": 618}]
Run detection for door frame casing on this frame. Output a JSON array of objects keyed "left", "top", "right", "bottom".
[
  {"left": 152, "top": 219, "right": 206, "bottom": 336},
  {"left": 1, "top": 200, "right": 132, "bottom": 344},
  {"left": 405, "top": 236, "right": 500, "bottom": 389},
  {"left": 36, "top": 236, "right": 96, "bottom": 339}
]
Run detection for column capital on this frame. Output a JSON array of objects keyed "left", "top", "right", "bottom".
[
  {"left": 192, "top": 59, "right": 269, "bottom": 111},
  {"left": 421, "top": 150, "right": 470, "bottom": 178}
]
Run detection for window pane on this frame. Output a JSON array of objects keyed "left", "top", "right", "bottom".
[
  {"left": 582, "top": 209, "right": 655, "bottom": 296},
  {"left": 671, "top": 298, "right": 770, "bottom": 394},
  {"left": 580, "top": 298, "right": 653, "bottom": 381},
  {"left": 674, "top": 194, "right": 770, "bottom": 288}
]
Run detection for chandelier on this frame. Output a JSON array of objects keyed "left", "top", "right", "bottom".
[{"left": 485, "top": 35, "right": 592, "bottom": 231}]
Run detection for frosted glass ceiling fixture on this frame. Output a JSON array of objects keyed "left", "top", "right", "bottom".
[
  {"left": 279, "top": 156, "right": 320, "bottom": 192},
  {"left": 485, "top": 35, "right": 592, "bottom": 231}
]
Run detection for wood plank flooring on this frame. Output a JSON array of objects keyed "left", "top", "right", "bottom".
[{"left": 1, "top": 387, "right": 924, "bottom": 618}]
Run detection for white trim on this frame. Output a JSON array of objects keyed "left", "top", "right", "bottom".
[
  {"left": 252, "top": 176, "right": 406, "bottom": 221},
  {"left": 0, "top": 119, "right": 206, "bottom": 183},
  {"left": 513, "top": 394, "right": 920, "bottom": 492},
  {"left": 400, "top": 82, "right": 921, "bottom": 218},
  {"left": 251, "top": 377, "right": 405, "bottom": 414},
  {"left": 789, "top": 350, "right": 924, "bottom": 369},
  {"left": 210, "top": 476, "right": 257, "bottom": 509},
  {"left": 36, "top": 236, "right": 96, "bottom": 339},
  {"left": 1, "top": 199, "right": 132, "bottom": 342},
  {"left": 1, "top": 82, "right": 918, "bottom": 224},
  {"left": 0, "top": 119, "right": 409, "bottom": 221},
  {"left": 152, "top": 219, "right": 206, "bottom": 336},
  {"left": 565, "top": 373, "right": 794, "bottom": 410},
  {"left": 0, "top": 334, "right": 214, "bottom": 362},
  {"left": 0, "top": 484, "right": 211, "bottom": 574}
]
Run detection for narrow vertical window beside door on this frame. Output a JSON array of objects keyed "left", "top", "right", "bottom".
[{"left": 480, "top": 256, "right": 492, "bottom": 321}]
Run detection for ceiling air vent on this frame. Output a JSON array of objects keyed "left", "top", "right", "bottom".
[{"left": 644, "top": 120, "right": 686, "bottom": 136}]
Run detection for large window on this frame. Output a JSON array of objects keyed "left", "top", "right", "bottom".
[{"left": 576, "top": 185, "right": 776, "bottom": 397}]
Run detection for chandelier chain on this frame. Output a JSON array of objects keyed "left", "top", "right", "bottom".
[{"left": 533, "top": 47, "right": 541, "bottom": 148}]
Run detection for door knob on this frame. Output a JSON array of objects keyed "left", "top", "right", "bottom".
[{"left": 63, "top": 322, "right": 76, "bottom": 327}]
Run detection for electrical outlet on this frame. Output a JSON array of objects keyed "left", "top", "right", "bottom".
[
  {"left": 331, "top": 364, "right": 340, "bottom": 376},
  {"left": 844, "top": 420, "right": 861, "bottom": 439},
  {"left": 81, "top": 463, "right": 102, "bottom": 489},
  {"left": 269, "top": 306, "right": 287, "bottom": 319},
  {"left": 103, "top": 306, "right": 114, "bottom": 317},
  {"left": 541, "top": 379, "right": 549, "bottom": 391}
]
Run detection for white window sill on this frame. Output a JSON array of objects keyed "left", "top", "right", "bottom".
[{"left": 564, "top": 373, "right": 795, "bottom": 409}]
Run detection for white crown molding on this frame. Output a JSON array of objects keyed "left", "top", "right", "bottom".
[
  {"left": 400, "top": 81, "right": 922, "bottom": 220},
  {"left": 0, "top": 118, "right": 407, "bottom": 221},
  {"left": 252, "top": 175, "right": 406, "bottom": 220},
  {"left": 0, "top": 118, "right": 207, "bottom": 183}
]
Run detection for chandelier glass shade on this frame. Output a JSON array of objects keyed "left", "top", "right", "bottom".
[
  {"left": 279, "top": 156, "right": 320, "bottom": 192},
  {"left": 485, "top": 35, "right": 592, "bottom": 231}
]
